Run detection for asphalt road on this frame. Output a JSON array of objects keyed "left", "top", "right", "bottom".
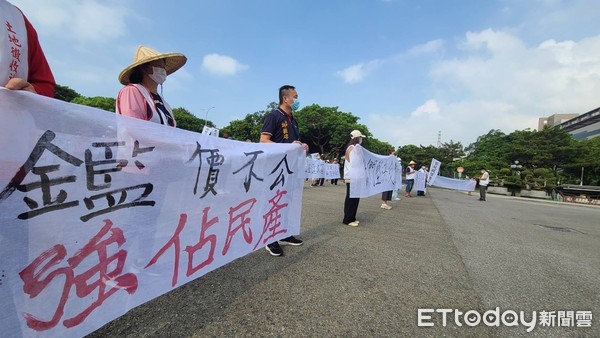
[{"left": 88, "top": 183, "right": 599, "bottom": 337}]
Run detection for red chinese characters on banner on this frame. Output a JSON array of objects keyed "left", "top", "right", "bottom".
[
  {"left": 18, "top": 219, "right": 138, "bottom": 331},
  {"left": 254, "top": 189, "right": 288, "bottom": 249},
  {"left": 5, "top": 20, "right": 22, "bottom": 79},
  {"left": 146, "top": 191, "right": 288, "bottom": 287}
]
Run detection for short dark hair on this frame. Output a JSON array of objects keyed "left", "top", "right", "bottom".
[
  {"left": 279, "top": 85, "right": 295, "bottom": 105},
  {"left": 129, "top": 66, "right": 143, "bottom": 84}
]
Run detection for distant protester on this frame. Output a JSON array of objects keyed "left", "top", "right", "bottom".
[
  {"left": 342, "top": 130, "right": 366, "bottom": 227},
  {"left": 380, "top": 149, "right": 395, "bottom": 209},
  {"left": 116, "top": 46, "right": 187, "bottom": 126},
  {"left": 478, "top": 167, "right": 489, "bottom": 201},
  {"left": 416, "top": 165, "right": 428, "bottom": 196},
  {"left": 405, "top": 161, "right": 417, "bottom": 197}
]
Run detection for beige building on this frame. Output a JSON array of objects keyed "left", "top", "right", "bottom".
[{"left": 538, "top": 113, "right": 579, "bottom": 131}]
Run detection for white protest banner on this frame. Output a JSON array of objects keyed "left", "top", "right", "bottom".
[
  {"left": 427, "top": 158, "right": 442, "bottom": 186},
  {"left": 432, "top": 176, "right": 477, "bottom": 191},
  {"left": 324, "top": 163, "right": 341, "bottom": 179},
  {"left": 304, "top": 159, "right": 325, "bottom": 179},
  {"left": 201, "top": 125, "right": 219, "bottom": 137},
  {"left": 303, "top": 160, "right": 340, "bottom": 179},
  {"left": 0, "top": 89, "right": 305, "bottom": 338},
  {"left": 414, "top": 168, "right": 427, "bottom": 192},
  {"left": 348, "top": 145, "right": 402, "bottom": 198}
]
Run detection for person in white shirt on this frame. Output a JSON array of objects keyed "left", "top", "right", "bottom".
[
  {"left": 405, "top": 161, "right": 417, "bottom": 197},
  {"left": 478, "top": 168, "right": 490, "bottom": 201}
]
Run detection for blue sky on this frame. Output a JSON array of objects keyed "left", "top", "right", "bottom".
[{"left": 12, "top": 0, "right": 600, "bottom": 147}]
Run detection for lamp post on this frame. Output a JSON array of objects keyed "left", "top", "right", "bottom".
[
  {"left": 510, "top": 160, "right": 522, "bottom": 176},
  {"left": 509, "top": 161, "right": 523, "bottom": 196},
  {"left": 204, "top": 106, "right": 215, "bottom": 128},
  {"left": 457, "top": 166, "right": 464, "bottom": 179}
]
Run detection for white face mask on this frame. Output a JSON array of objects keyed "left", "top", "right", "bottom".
[
  {"left": 358, "top": 137, "right": 363, "bottom": 144},
  {"left": 147, "top": 66, "right": 167, "bottom": 85}
]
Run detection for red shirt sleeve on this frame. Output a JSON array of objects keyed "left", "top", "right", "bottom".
[{"left": 23, "top": 14, "right": 56, "bottom": 97}]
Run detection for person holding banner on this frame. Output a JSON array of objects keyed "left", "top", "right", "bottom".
[
  {"left": 342, "top": 130, "right": 366, "bottom": 227},
  {"left": 380, "top": 149, "right": 395, "bottom": 209},
  {"left": 260, "top": 84, "right": 308, "bottom": 256},
  {"left": 416, "top": 165, "right": 428, "bottom": 196},
  {"left": 405, "top": 161, "right": 417, "bottom": 197},
  {"left": 331, "top": 158, "right": 340, "bottom": 185},
  {"left": 1, "top": 0, "right": 55, "bottom": 97},
  {"left": 478, "top": 167, "right": 490, "bottom": 201},
  {"left": 116, "top": 46, "right": 187, "bottom": 127}
]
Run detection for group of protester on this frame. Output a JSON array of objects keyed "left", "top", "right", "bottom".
[{"left": 2, "top": 0, "right": 491, "bottom": 261}]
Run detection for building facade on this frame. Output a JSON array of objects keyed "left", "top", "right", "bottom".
[{"left": 558, "top": 107, "right": 600, "bottom": 140}]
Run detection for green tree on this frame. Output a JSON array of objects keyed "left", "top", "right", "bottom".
[
  {"left": 294, "top": 104, "right": 372, "bottom": 157},
  {"left": 396, "top": 144, "right": 440, "bottom": 168},
  {"left": 221, "top": 103, "right": 276, "bottom": 141},
  {"left": 172, "top": 107, "right": 215, "bottom": 133},
  {"left": 438, "top": 140, "right": 465, "bottom": 165},
  {"left": 71, "top": 96, "right": 116, "bottom": 112},
  {"left": 362, "top": 138, "right": 394, "bottom": 155},
  {"left": 54, "top": 84, "right": 80, "bottom": 102}
]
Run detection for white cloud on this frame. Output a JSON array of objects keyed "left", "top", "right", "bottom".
[
  {"left": 11, "top": 0, "right": 132, "bottom": 43},
  {"left": 336, "top": 60, "right": 384, "bottom": 84},
  {"left": 368, "top": 99, "right": 534, "bottom": 148},
  {"left": 336, "top": 39, "right": 442, "bottom": 84},
  {"left": 366, "top": 29, "right": 600, "bottom": 147},
  {"left": 432, "top": 30, "right": 600, "bottom": 114},
  {"left": 336, "top": 63, "right": 367, "bottom": 84},
  {"left": 201, "top": 54, "right": 249, "bottom": 76},
  {"left": 407, "top": 39, "right": 444, "bottom": 56},
  {"left": 410, "top": 99, "right": 440, "bottom": 119}
]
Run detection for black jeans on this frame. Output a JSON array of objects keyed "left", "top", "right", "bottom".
[{"left": 343, "top": 182, "right": 360, "bottom": 224}]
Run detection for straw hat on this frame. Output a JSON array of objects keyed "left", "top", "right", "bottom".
[
  {"left": 119, "top": 46, "right": 187, "bottom": 85},
  {"left": 350, "top": 130, "right": 367, "bottom": 139},
  {"left": 409, "top": 160, "right": 416, "bottom": 165}
]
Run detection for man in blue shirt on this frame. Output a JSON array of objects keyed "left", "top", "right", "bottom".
[{"left": 260, "top": 85, "right": 308, "bottom": 256}]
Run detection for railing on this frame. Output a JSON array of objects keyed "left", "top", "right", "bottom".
[{"left": 557, "top": 191, "right": 600, "bottom": 205}]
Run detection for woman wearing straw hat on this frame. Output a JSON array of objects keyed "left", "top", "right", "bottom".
[{"left": 116, "top": 45, "right": 187, "bottom": 126}]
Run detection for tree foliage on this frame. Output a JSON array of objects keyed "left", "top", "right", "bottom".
[
  {"left": 71, "top": 96, "right": 116, "bottom": 112},
  {"left": 54, "top": 84, "right": 80, "bottom": 102},
  {"left": 172, "top": 107, "right": 215, "bottom": 133},
  {"left": 460, "top": 127, "right": 597, "bottom": 188},
  {"left": 294, "top": 104, "right": 377, "bottom": 157},
  {"left": 222, "top": 103, "right": 392, "bottom": 158},
  {"left": 220, "top": 102, "right": 276, "bottom": 142}
]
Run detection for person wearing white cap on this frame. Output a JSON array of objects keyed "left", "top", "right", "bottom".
[
  {"left": 116, "top": 45, "right": 187, "bottom": 126},
  {"left": 342, "top": 129, "right": 366, "bottom": 227}
]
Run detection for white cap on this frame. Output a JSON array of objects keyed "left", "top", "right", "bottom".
[{"left": 350, "top": 130, "right": 366, "bottom": 139}]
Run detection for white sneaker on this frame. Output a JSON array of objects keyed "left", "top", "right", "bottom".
[
  {"left": 380, "top": 204, "right": 392, "bottom": 210},
  {"left": 394, "top": 197, "right": 401, "bottom": 201},
  {"left": 348, "top": 221, "right": 359, "bottom": 227}
]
